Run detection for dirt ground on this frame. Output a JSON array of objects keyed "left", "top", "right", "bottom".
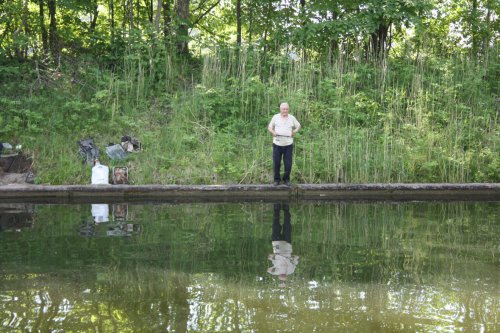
[
  {"left": 0, "top": 171, "right": 32, "bottom": 185},
  {"left": 0, "top": 153, "right": 34, "bottom": 185}
]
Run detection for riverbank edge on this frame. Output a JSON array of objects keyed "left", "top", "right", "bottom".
[{"left": 0, "top": 183, "right": 498, "bottom": 203}]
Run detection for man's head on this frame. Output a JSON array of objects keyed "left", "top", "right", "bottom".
[{"left": 280, "top": 102, "right": 289, "bottom": 116}]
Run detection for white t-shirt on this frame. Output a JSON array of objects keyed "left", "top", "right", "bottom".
[
  {"left": 268, "top": 241, "right": 299, "bottom": 276},
  {"left": 268, "top": 114, "right": 301, "bottom": 146}
]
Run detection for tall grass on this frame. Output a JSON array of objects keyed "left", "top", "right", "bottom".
[{"left": 5, "top": 44, "right": 497, "bottom": 184}]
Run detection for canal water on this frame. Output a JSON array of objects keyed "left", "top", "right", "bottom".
[{"left": 0, "top": 201, "right": 498, "bottom": 332}]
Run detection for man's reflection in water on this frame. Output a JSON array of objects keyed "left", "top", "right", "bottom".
[{"left": 267, "top": 203, "right": 299, "bottom": 286}]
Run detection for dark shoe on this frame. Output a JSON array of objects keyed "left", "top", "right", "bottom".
[
  {"left": 284, "top": 181, "right": 291, "bottom": 186},
  {"left": 273, "top": 181, "right": 280, "bottom": 186}
]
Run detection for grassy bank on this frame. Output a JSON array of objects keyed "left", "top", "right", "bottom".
[{"left": 1, "top": 46, "right": 498, "bottom": 184}]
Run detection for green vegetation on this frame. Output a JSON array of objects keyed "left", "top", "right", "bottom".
[
  {"left": 0, "top": 0, "right": 498, "bottom": 184},
  {"left": 1, "top": 202, "right": 498, "bottom": 331}
]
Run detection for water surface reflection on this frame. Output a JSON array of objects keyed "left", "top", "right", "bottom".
[
  {"left": 80, "top": 204, "right": 140, "bottom": 237},
  {"left": 267, "top": 203, "right": 299, "bottom": 287},
  {"left": 0, "top": 203, "right": 34, "bottom": 231},
  {"left": 0, "top": 201, "right": 498, "bottom": 332}
]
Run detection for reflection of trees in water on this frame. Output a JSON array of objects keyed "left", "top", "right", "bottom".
[
  {"left": 0, "top": 268, "right": 192, "bottom": 332},
  {"left": 2, "top": 267, "right": 497, "bottom": 332},
  {"left": 102, "top": 266, "right": 191, "bottom": 331},
  {"left": 294, "top": 202, "right": 498, "bottom": 284},
  {"left": 0, "top": 202, "right": 498, "bottom": 331},
  {"left": 2, "top": 202, "right": 497, "bottom": 283}
]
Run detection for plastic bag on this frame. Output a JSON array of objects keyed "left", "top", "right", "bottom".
[{"left": 105, "top": 144, "right": 127, "bottom": 160}]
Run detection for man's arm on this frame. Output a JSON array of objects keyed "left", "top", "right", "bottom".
[
  {"left": 292, "top": 126, "right": 300, "bottom": 136},
  {"left": 268, "top": 117, "right": 276, "bottom": 136}
]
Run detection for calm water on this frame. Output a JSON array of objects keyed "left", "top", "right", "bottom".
[{"left": 0, "top": 201, "right": 498, "bottom": 332}]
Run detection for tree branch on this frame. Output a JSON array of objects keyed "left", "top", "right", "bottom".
[
  {"left": 196, "top": 22, "right": 218, "bottom": 37},
  {"left": 192, "top": 0, "right": 220, "bottom": 26},
  {"left": 192, "top": 0, "right": 210, "bottom": 13}
]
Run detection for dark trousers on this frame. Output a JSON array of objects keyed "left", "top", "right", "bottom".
[
  {"left": 272, "top": 203, "right": 291, "bottom": 243},
  {"left": 273, "top": 144, "right": 293, "bottom": 182}
]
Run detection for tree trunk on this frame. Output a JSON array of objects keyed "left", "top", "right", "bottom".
[
  {"left": 329, "top": 10, "right": 339, "bottom": 63},
  {"left": 39, "top": 0, "right": 48, "bottom": 55},
  {"left": 299, "top": 0, "right": 306, "bottom": 60},
  {"left": 17, "top": 0, "right": 29, "bottom": 60},
  {"left": 122, "top": 0, "right": 126, "bottom": 30},
  {"left": 370, "top": 22, "right": 389, "bottom": 58},
  {"left": 136, "top": 0, "right": 141, "bottom": 26},
  {"left": 131, "top": 0, "right": 136, "bottom": 29},
  {"left": 163, "top": 0, "right": 171, "bottom": 39},
  {"left": 482, "top": 0, "right": 492, "bottom": 55},
  {"left": 236, "top": 0, "right": 241, "bottom": 46},
  {"left": 0, "top": 11, "right": 11, "bottom": 52},
  {"left": 248, "top": 0, "right": 252, "bottom": 45},
  {"left": 151, "top": 0, "right": 155, "bottom": 23},
  {"left": 109, "top": 0, "right": 115, "bottom": 39},
  {"left": 47, "top": 0, "right": 59, "bottom": 59},
  {"left": 90, "top": 1, "right": 99, "bottom": 33},
  {"left": 262, "top": 0, "right": 272, "bottom": 56},
  {"left": 175, "top": 0, "right": 190, "bottom": 55},
  {"left": 22, "top": 0, "right": 29, "bottom": 35},
  {"left": 123, "top": 0, "right": 134, "bottom": 30},
  {"left": 154, "top": 0, "right": 162, "bottom": 34},
  {"left": 470, "top": 0, "right": 479, "bottom": 55}
]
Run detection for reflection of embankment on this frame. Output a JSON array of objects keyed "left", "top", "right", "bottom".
[{"left": 0, "top": 203, "right": 35, "bottom": 231}]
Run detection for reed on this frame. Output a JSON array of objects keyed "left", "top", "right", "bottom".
[{"left": 5, "top": 44, "right": 497, "bottom": 184}]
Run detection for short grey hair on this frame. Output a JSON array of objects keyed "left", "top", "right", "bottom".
[{"left": 280, "top": 102, "right": 289, "bottom": 108}]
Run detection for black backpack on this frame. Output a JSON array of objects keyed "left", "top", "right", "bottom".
[{"left": 78, "top": 138, "right": 99, "bottom": 165}]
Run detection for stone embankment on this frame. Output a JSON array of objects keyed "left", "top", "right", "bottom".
[{"left": 0, "top": 183, "right": 498, "bottom": 203}]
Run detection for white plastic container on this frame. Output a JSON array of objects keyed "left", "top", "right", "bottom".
[{"left": 91, "top": 162, "right": 109, "bottom": 185}]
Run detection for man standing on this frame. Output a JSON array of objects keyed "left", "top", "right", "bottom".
[{"left": 268, "top": 102, "right": 301, "bottom": 186}]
